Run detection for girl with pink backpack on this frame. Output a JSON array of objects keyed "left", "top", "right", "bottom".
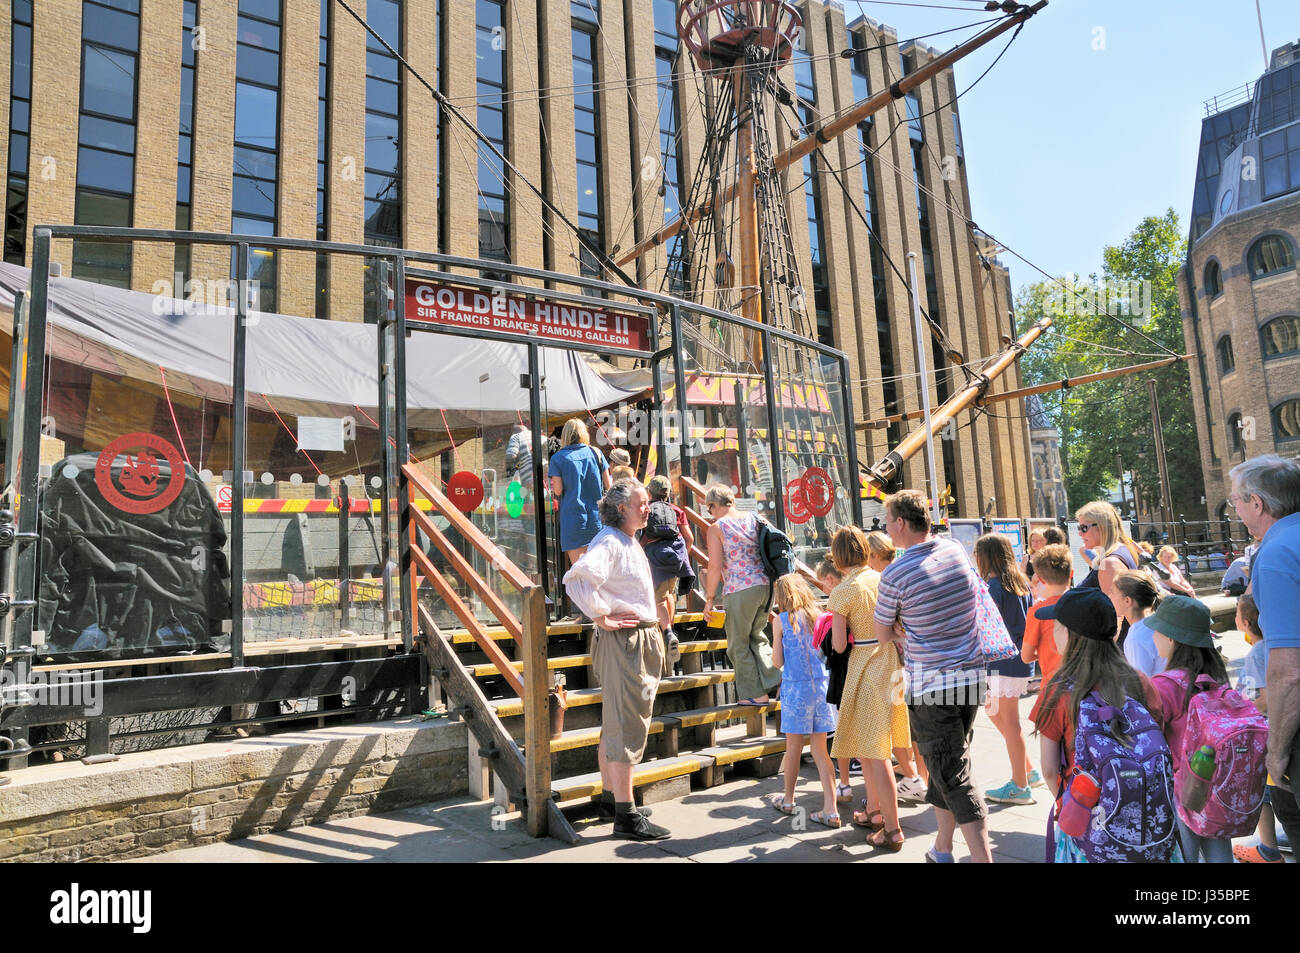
[{"left": 1149, "top": 596, "right": 1269, "bottom": 863}]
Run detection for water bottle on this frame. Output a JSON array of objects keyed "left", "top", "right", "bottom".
[
  {"left": 1179, "top": 745, "right": 1216, "bottom": 814},
  {"left": 1057, "top": 769, "right": 1101, "bottom": 838}
]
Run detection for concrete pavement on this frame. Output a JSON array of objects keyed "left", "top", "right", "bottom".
[{"left": 142, "top": 629, "right": 1266, "bottom": 863}]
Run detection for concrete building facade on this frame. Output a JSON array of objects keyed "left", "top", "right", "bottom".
[
  {"left": 1179, "top": 42, "right": 1300, "bottom": 522},
  {"left": 1, "top": 0, "right": 1034, "bottom": 516}
]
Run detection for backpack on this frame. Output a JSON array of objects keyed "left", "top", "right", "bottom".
[
  {"left": 1071, "top": 689, "right": 1178, "bottom": 863},
  {"left": 755, "top": 517, "right": 797, "bottom": 581},
  {"left": 1162, "top": 671, "right": 1269, "bottom": 839},
  {"left": 643, "top": 500, "right": 680, "bottom": 541}
]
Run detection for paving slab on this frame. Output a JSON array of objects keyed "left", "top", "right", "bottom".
[{"left": 144, "top": 630, "right": 1261, "bottom": 863}]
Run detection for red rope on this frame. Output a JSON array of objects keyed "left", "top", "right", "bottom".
[
  {"left": 261, "top": 394, "right": 323, "bottom": 476},
  {"left": 439, "top": 407, "right": 464, "bottom": 470},
  {"left": 157, "top": 367, "right": 191, "bottom": 466},
  {"left": 352, "top": 404, "right": 397, "bottom": 451}
]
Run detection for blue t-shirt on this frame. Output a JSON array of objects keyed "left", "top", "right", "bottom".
[
  {"left": 1238, "top": 639, "right": 1269, "bottom": 697},
  {"left": 549, "top": 443, "right": 607, "bottom": 551},
  {"left": 1254, "top": 511, "right": 1300, "bottom": 650},
  {"left": 1122, "top": 616, "right": 1165, "bottom": 677},
  {"left": 986, "top": 575, "right": 1033, "bottom": 678}
]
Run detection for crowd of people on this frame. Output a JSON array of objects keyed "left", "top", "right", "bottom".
[{"left": 554, "top": 448, "right": 1300, "bottom": 861}]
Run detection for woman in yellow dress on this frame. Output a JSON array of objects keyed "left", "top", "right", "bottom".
[{"left": 828, "top": 527, "right": 911, "bottom": 852}]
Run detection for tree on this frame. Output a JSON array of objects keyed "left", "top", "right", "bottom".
[{"left": 1014, "top": 209, "right": 1203, "bottom": 521}]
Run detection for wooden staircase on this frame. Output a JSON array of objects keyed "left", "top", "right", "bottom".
[{"left": 401, "top": 463, "right": 812, "bottom": 844}]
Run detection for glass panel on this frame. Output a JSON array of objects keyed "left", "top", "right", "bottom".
[
  {"left": 79, "top": 115, "right": 136, "bottom": 153},
  {"left": 240, "top": 249, "right": 386, "bottom": 646},
  {"left": 234, "top": 83, "right": 278, "bottom": 146},
  {"left": 409, "top": 329, "right": 539, "bottom": 629},
  {"left": 82, "top": 45, "right": 137, "bottom": 120},
  {"left": 83, "top": 4, "right": 140, "bottom": 53},
  {"left": 35, "top": 241, "right": 233, "bottom": 660},
  {"left": 769, "top": 338, "right": 854, "bottom": 566},
  {"left": 236, "top": 44, "right": 280, "bottom": 86}
]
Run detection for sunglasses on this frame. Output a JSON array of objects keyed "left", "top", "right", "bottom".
[{"left": 1077, "top": 522, "right": 1096, "bottom": 533}]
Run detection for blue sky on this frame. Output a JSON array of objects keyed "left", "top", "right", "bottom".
[{"left": 850, "top": 0, "right": 1300, "bottom": 287}]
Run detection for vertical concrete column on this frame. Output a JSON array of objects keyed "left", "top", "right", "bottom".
[
  {"left": 911, "top": 52, "right": 978, "bottom": 515},
  {"left": 442, "top": 0, "right": 478, "bottom": 261},
  {"left": 537, "top": 1, "right": 577, "bottom": 275},
  {"left": 131, "top": 0, "right": 183, "bottom": 292},
  {"left": 622, "top": 0, "right": 665, "bottom": 288},
  {"left": 277, "top": 0, "right": 320, "bottom": 317},
  {"left": 190, "top": 0, "right": 237, "bottom": 300},
  {"left": 327, "top": 0, "right": 365, "bottom": 321},
  {"left": 597, "top": 0, "right": 633, "bottom": 287},
  {"left": 403, "top": 0, "right": 439, "bottom": 256},
  {"left": 869, "top": 25, "right": 924, "bottom": 491},
  {"left": 26, "top": 0, "right": 83, "bottom": 271},
  {"left": 504, "top": 0, "right": 543, "bottom": 272}
]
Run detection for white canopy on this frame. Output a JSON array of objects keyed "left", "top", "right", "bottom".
[{"left": 0, "top": 262, "right": 644, "bottom": 427}]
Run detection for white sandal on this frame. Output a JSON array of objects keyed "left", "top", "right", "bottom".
[{"left": 835, "top": 783, "right": 853, "bottom": 803}]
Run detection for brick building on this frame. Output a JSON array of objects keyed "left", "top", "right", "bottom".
[
  {"left": 1, "top": 0, "right": 1034, "bottom": 516},
  {"left": 1179, "top": 41, "right": 1300, "bottom": 522}
]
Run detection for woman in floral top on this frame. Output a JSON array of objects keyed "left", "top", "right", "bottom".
[{"left": 703, "top": 484, "right": 780, "bottom": 705}]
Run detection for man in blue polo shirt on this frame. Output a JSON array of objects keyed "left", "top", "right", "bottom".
[{"left": 1229, "top": 453, "right": 1300, "bottom": 847}]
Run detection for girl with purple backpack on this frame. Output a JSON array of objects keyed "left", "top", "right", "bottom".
[
  {"left": 1149, "top": 595, "right": 1267, "bottom": 864},
  {"left": 1030, "top": 587, "right": 1181, "bottom": 862}
]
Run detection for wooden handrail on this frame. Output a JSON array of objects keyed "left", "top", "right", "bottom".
[
  {"left": 410, "top": 505, "right": 523, "bottom": 641},
  {"left": 403, "top": 463, "right": 535, "bottom": 594},
  {"left": 410, "top": 545, "right": 526, "bottom": 698}
]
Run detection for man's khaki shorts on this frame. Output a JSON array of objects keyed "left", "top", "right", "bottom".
[{"left": 593, "top": 623, "right": 665, "bottom": 764}]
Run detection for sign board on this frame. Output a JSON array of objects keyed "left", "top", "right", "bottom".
[
  {"left": 1066, "top": 519, "right": 1135, "bottom": 586},
  {"left": 216, "top": 483, "right": 232, "bottom": 513},
  {"left": 406, "top": 279, "right": 653, "bottom": 354},
  {"left": 990, "top": 518, "right": 1025, "bottom": 564},
  {"left": 947, "top": 519, "right": 983, "bottom": 566}
]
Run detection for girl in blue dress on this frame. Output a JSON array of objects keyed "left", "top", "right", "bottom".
[{"left": 767, "top": 574, "right": 840, "bottom": 827}]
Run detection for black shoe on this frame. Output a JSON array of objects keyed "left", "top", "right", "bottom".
[
  {"left": 595, "top": 793, "right": 651, "bottom": 819},
  {"left": 613, "top": 811, "right": 671, "bottom": 840}
]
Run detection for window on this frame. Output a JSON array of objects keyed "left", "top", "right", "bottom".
[
  {"left": 316, "top": 0, "right": 329, "bottom": 318},
  {"left": 848, "top": 27, "right": 869, "bottom": 102},
  {"left": 1248, "top": 235, "right": 1295, "bottom": 279},
  {"left": 175, "top": 0, "right": 199, "bottom": 285},
  {"left": 476, "top": 0, "right": 508, "bottom": 262},
  {"left": 656, "top": 51, "right": 687, "bottom": 293},
  {"left": 1204, "top": 259, "right": 1221, "bottom": 297},
  {"left": 1257, "top": 60, "right": 1300, "bottom": 134},
  {"left": 232, "top": 0, "right": 281, "bottom": 312},
  {"left": 1261, "top": 314, "right": 1300, "bottom": 359},
  {"left": 1227, "top": 412, "right": 1243, "bottom": 454},
  {"left": 573, "top": 24, "right": 602, "bottom": 280},
  {"left": 74, "top": 1, "right": 141, "bottom": 287},
  {"left": 860, "top": 135, "right": 899, "bottom": 448},
  {"left": 1274, "top": 399, "right": 1300, "bottom": 442},
  {"left": 5, "top": 0, "right": 34, "bottom": 264},
  {"left": 364, "top": 0, "right": 401, "bottom": 247},
  {"left": 1216, "top": 335, "right": 1235, "bottom": 374},
  {"left": 799, "top": 107, "right": 831, "bottom": 346},
  {"left": 653, "top": 0, "right": 677, "bottom": 49},
  {"left": 1260, "top": 123, "right": 1300, "bottom": 200}
]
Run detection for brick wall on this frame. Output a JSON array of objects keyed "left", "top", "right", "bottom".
[{"left": 0, "top": 718, "right": 468, "bottom": 863}]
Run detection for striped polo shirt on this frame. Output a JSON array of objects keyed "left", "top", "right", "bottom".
[{"left": 874, "top": 535, "right": 984, "bottom": 698}]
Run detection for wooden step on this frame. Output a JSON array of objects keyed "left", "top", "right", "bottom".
[
  {"left": 698, "top": 734, "right": 789, "bottom": 766},
  {"left": 466, "top": 654, "right": 591, "bottom": 678},
  {"left": 531, "top": 698, "right": 777, "bottom": 754},
  {"left": 446, "top": 612, "right": 709, "bottom": 646},
  {"left": 551, "top": 754, "right": 713, "bottom": 802},
  {"left": 490, "top": 670, "right": 736, "bottom": 718}
]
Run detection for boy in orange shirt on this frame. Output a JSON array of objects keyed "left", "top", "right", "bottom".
[{"left": 1022, "top": 544, "right": 1072, "bottom": 685}]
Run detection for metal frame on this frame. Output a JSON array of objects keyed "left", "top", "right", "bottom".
[{"left": 0, "top": 224, "right": 859, "bottom": 762}]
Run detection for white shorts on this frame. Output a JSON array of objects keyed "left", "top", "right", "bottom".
[{"left": 986, "top": 675, "right": 1030, "bottom": 699}]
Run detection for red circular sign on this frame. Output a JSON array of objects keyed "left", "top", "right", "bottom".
[
  {"left": 784, "top": 479, "right": 811, "bottom": 524},
  {"left": 800, "top": 467, "right": 835, "bottom": 518},
  {"left": 95, "top": 432, "right": 186, "bottom": 515},
  {"left": 447, "top": 471, "right": 485, "bottom": 513}
]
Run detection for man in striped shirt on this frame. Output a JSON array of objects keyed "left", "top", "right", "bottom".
[{"left": 875, "top": 489, "right": 992, "bottom": 863}]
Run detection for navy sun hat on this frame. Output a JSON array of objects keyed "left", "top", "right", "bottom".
[
  {"left": 1036, "top": 587, "right": 1117, "bottom": 642},
  {"left": 1146, "top": 595, "right": 1214, "bottom": 649}
]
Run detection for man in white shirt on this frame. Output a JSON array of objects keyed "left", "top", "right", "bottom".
[{"left": 563, "top": 479, "right": 670, "bottom": 840}]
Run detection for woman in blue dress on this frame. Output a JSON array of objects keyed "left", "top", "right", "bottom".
[
  {"left": 547, "top": 419, "right": 611, "bottom": 566},
  {"left": 766, "top": 574, "right": 840, "bottom": 827}
]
